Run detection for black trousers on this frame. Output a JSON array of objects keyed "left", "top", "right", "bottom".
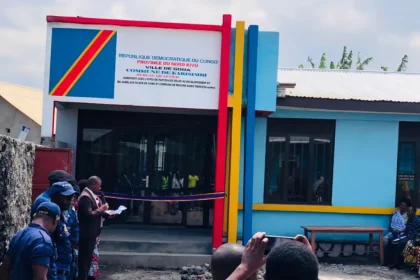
[
  {"left": 385, "top": 240, "right": 407, "bottom": 266},
  {"left": 78, "top": 237, "right": 97, "bottom": 280}
]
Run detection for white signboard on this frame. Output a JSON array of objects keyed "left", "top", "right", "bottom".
[{"left": 114, "top": 28, "right": 221, "bottom": 109}]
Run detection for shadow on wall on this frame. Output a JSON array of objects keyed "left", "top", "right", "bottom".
[{"left": 0, "top": 135, "right": 35, "bottom": 260}]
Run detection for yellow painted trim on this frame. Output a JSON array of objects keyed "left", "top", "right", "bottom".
[
  {"left": 223, "top": 111, "right": 232, "bottom": 234},
  {"left": 227, "top": 21, "right": 245, "bottom": 244},
  {"left": 237, "top": 204, "right": 396, "bottom": 215},
  {"left": 228, "top": 95, "right": 234, "bottom": 107}
]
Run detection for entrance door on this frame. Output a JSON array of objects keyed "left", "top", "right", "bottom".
[
  {"left": 77, "top": 110, "right": 217, "bottom": 227},
  {"left": 146, "top": 132, "right": 216, "bottom": 226}
]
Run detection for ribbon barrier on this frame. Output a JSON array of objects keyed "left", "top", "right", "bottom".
[{"left": 103, "top": 192, "right": 226, "bottom": 202}]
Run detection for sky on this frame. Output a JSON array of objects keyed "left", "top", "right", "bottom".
[{"left": 1, "top": 0, "right": 420, "bottom": 90}]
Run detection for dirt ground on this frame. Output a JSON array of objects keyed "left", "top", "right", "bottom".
[{"left": 100, "top": 263, "right": 419, "bottom": 280}]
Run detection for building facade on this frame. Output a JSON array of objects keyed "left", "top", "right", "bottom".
[
  {"left": 230, "top": 69, "right": 420, "bottom": 244},
  {"left": 42, "top": 14, "right": 418, "bottom": 249},
  {"left": 41, "top": 15, "right": 279, "bottom": 248},
  {"left": 0, "top": 82, "right": 42, "bottom": 143}
]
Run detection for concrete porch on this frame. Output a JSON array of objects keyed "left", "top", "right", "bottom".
[{"left": 99, "top": 225, "right": 213, "bottom": 268}]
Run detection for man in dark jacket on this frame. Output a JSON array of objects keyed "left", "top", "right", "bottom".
[{"left": 77, "top": 176, "right": 108, "bottom": 280}]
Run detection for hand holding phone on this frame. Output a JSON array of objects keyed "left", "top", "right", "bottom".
[{"left": 265, "top": 234, "right": 311, "bottom": 254}]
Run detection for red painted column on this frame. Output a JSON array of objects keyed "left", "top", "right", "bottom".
[{"left": 212, "top": 14, "right": 232, "bottom": 249}]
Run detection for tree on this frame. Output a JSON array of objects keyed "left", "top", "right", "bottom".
[
  {"left": 299, "top": 46, "right": 372, "bottom": 70},
  {"left": 397, "top": 55, "right": 408, "bottom": 72},
  {"left": 319, "top": 53, "right": 327, "bottom": 69},
  {"left": 356, "top": 52, "right": 373, "bottom": 70},
  {"left": 307, "top": 56, "right": 315, "bottom": 68},
  {"left": 381, "top": 55, "right": 408, "bottom": 72}
]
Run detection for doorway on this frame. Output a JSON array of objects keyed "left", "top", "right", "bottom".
[{"left": 76, "top": 109, "right": 217, "bottom": 227}]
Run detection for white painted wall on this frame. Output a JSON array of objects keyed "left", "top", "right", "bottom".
[
  {"left": 0, "top": 97, "right": 41, "bottom": 143},
  {"left": 55, "top": 107, "right": 78, "bottom": 174}
]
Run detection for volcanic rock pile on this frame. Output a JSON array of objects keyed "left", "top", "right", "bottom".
[{"left": 0, "top": 135, "right": 35, "bottom": 259}]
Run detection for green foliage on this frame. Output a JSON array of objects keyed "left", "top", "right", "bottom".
[
  {"left": 300, "top": 47, "right": 406, "bottom": 72},
  {"left": 397, "top": 55, "right": 408, "bottom": 72},
  {"left": 319, "top": 53, "right": 327, "bottom": 69},
  {"left": 356, "top": 52, "right": 373, "bottom": 70},
  {"left": 300, "top": 46, "right": 373, "bottom": 70},
  {"left": 336, "top": 61, "right": 342, "bottom": 69},
  {"left": 307, "top": 56, "right": 315, "bottom": 68}
]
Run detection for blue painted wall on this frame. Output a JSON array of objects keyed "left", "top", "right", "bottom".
[
  {"left": 235, "top": 108, "right": 414, "bottom": 240},
  {"left": 237, "top": 211, "right": 390, "bottom": 241},
  {"left": 228, "top": 30, "right": 279, "bottom": 111},
  {"left": 238, "top": 117, "right": 267, "bottom": 204},
  {"left": 255, "top": 32, "right": 279, "bottom": 112},
  {"left": 333, "top": 120, "right": 399, "bottom": 207}
]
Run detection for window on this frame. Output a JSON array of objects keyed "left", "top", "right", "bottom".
[
  {"left": 264, "top": 119, "right": 335, "bottom": 205},
  {"left": 396, "top": 122, "right": 420, "bottom": 206}
]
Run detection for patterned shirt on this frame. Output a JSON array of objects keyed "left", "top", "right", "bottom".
[
  {"left": 405, "top": 217, "right": 420, "bottom": 241},
  {"left": 391, "top": 211, "right": 406, "bottom": 232}
]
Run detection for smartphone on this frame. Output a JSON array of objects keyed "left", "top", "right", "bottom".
[{"left": 265, "top": 235, "right": 295, "bottom": 254}]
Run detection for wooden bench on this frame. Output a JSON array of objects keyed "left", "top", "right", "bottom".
[{"left": 301, "top": 226, "right": 385, "bottom": 265}]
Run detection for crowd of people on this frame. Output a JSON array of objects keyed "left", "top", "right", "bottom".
[
  {"left": 384, "top": 197, "right": 420, "bottom": 277},
  {"left": 0, "top": 170, "right": 109, "bottom": 280},
  {"left": 213, "top": 232, "right": 319, "bottom": 280},
  {"left": 0, "top": 168, "right": 321, "bottom": 280},
  {"left": 3, "top": 170, "right": 420, "bottom": 279}
]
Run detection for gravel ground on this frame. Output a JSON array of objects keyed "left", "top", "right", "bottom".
[{"left": 100, "top": 263, "right": 419, "bottom": 280}]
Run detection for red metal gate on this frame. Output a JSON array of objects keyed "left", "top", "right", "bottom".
[{"left": 32, "top": 147, "right": 73, "bottom": 201}]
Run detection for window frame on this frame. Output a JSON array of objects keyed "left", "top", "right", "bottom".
[
  {"left": 395, "top": 136, "right": 420, "bottom": 207},
  {"left": 263, "top": 119, "right": 336, "bottom": 205},
  {"left": 395, "top": 122, "right": 420, "bottom": 207}
]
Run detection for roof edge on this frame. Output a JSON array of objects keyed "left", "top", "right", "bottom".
[{"left": 277, "top": 67, "right": 420, "bottom": 76}]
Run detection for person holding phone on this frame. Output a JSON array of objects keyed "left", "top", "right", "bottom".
[
  {"left": 77, "top": 176, "right": 109, "bottom": 280},
  {"left": 227, "top": 232, "right": 319, "bottom": 280}
]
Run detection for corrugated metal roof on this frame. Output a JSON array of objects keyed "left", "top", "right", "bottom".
[
  {"left": 278, "top": 68, "right": 420, "bottom": 103},
  {"left": 0, "top": 82, "right": 42, "bottom": 125}
]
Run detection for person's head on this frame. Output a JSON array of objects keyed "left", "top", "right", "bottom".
[
  {"left": 78, "top": 179, "right": 88, "bottom": 192},
  {"left": 399, "top": 197, "right": 412, "bottom": 213},
  {"left": 211, "top": 243, "right": 257, "bottom": 280},
  {"left": 49, "top": 181, "right": 76, "bottom": 211},
  {"left": 48, "top": 170, "right": 75, "bottom": 186},
  {"left": 409, "top": 206, "right": 418, "bottom": 220},
  {"left": 87, "top": 176, "right": 102, "bottom": 193},
  {"left": 33, "top": 202, "right": 61, "bottom": 233},
  {"left": 265, "top": 241, "right": 319, "bottom": 280}
]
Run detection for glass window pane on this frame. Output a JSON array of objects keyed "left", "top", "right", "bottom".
[
  {"left": 312, "top": 138, "right": 332, "bottom": 203},
  {"left": 78, "top": 128, "right": 115, "bottom": 192},
  {"left": 288, "top": 136, "right": 310, "bottom": 203},
  {"left": 265, "top": 137, "right": 285, "bottom": 202},
  {"left": 115, "top": 132, "right": 148, "bottom": 223},
  {"left": 396, "top": 142, "right": 416, "bottom": 203}
]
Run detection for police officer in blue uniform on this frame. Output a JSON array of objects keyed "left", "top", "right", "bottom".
[
  {"left": 0, "top": 202, "right": 60, "bottom": 280},
  {"left": 32, "top": 170, "right": 78, "bottom": 217},
  {"left": 49, "top": 182, "right": 77, "bottom": 280},
  {"left": 65, "top": 185, "right": 80, "bottom": 280}
]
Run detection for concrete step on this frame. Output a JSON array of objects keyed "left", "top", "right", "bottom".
[
  {"left": 100, "top": 240, "right": 212, "bottom": 254},
  {"left": 100, "top": 251, "right": 211, "bottom": 268}
]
